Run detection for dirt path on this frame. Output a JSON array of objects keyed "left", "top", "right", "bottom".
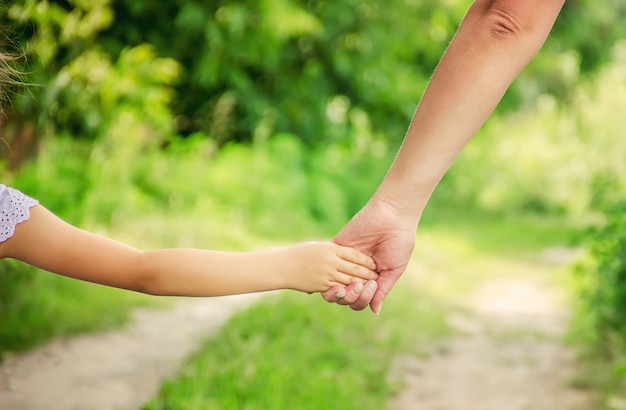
[
  {"left": 388, "top": 251, "right": 591, "bottom": 410},
  {"left": 0, "top": 293, "right": 264, "bottom": 410}
]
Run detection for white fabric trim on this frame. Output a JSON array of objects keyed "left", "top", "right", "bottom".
[{"left": 0, "top": 184, "right": 39, "bottom": 243}]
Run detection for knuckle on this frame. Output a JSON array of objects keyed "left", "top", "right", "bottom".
[
  {"left": 357, "top": 266, "right": 370, "bottom": 278},
  {"left": 350, "top": 264, "right": 360, "bottom": 276}
]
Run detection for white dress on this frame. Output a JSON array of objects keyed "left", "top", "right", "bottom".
[{"left": 0, "top": 184, "right": 39, "bottom": 243}]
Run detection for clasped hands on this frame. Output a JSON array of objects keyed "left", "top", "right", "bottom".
[{"left": 321, "top": 196, "right": 418, "bottom": 314}]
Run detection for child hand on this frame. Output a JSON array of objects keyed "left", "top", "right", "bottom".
[{"left": 278, "top": 241, "right": 378, "bottom": 293}]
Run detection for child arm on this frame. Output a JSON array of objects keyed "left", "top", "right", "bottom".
[{"left": 0, "top": 205, "right": 377, "bottom": 296}]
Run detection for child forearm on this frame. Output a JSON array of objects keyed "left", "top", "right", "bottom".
[
  {"left": 1, "top": 205, "right": 376, "bottom": 297},
  {"left": 137, "top": 249, "right": 286, "bottom": 296},
  {"left": 140, "top": 242, "right": 377, "bottom": 296}
]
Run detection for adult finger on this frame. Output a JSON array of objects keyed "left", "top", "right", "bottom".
[
  {"left": 348, "top": 280, "right": 377, "bottom": 311},
  {"left": 322, "top": 281, "right": 375, "bottom": 308},
  {"left": 369, "top": 271, "right": 401, "bottom": 314},
  {"left": 321, "top": 284, "right": 349, "bottom": 303}
]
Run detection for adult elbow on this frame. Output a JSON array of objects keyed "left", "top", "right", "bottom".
[
  {"left": 476, "top": 0, "right": 562, "bottom": 42},
  {"left": 484, "top": 7, "right": 523, "bottom": 39}
]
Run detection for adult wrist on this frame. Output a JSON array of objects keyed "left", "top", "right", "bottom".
[{"left": 368, "top": 192, "right": 423, "bottom": 228}]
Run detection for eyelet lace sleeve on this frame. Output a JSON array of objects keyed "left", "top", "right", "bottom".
[{"left": 0, "top": 184, "right": 39, "bottom": 243}]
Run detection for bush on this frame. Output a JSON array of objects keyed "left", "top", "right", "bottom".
[
  {"left": 8, "top": 0, "right": 626, "bottom": 153},
  {"left": 570, "top": 201, "right": 626, "bottom": 401},
  {"left": 576, "top": 202, "right": 626, "bottom": 345}
]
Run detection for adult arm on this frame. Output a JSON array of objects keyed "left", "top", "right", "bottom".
[
  {"left": 0, "top": 205, "right": 377, "bottom": 296},
  {"left": 324, "top": 0, "right": 566, "bottom": 313}
]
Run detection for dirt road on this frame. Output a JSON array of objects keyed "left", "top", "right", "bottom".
[
  {"left": 388, "top": 264, "right": 591, "bottom": 410},
  {"left": 0, "top": 293, "right": 264, "bottom": 410}
]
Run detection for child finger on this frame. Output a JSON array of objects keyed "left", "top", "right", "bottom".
[
  {"left": 337, "top": 246, "right": 376, "bottom": 270},
  {"left": 331, "top": 272, "right": 367, "bottom": 287},
  {"left": 338, "top": 260, "right": 378, "bottom": 280}
]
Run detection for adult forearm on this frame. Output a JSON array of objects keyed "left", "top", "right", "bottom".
[{"left": 376, "top": 0, "right": 565, "bottom": 215}]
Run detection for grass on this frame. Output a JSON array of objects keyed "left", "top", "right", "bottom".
[
  {"left": 141, "top": 208, "right": 580, "bottom": 410},
  {"left": 141, "top": 286, "right": 450, "bottom": 410}
]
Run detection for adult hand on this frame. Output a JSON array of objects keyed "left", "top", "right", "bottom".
[{"left": 322, "top": 195, "right": 418, "bottom": 314}]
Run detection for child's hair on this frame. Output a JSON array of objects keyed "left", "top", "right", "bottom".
[
  {"left": 0, "top": 50, "right": 21, "bottom": 108},
  {"left": 0, "top": 3, "right": 24, "bottom": 116}
]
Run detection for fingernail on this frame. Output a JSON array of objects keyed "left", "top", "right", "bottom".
[
  {"left": 353, "top": 282, "right": 364, "bottom": 294},
  {"left": 368, "top": 281, "right": 377, "bottom": 290},
  {"left": 375, "top": 305, "right": 382, "bottom": 316},
  {"left": 335, "top": 291, "right": 346, "bottom": 299}
]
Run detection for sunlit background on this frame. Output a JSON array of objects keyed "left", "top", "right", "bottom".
[{"left": 1, "top": 0, "right": 626, "bottom": 409}]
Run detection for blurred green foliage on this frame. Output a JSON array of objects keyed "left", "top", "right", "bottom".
[
  {"left": 572, "top": 202, "right": 626, "bottom": 403},
  {"left": 514, "top": 0, "right": 626, "bottom": 106},
  {"left": 442, "top": 42, "right": 626, "bottom": 216},
  {"left": 5, "top": 0, "right": 626, "bottom": 151},
  {"left": 576, "top": 202, "right": 626, "bottom": 344},
  {"left": 3, "top": 0, "right": 625, "bottom": 221},
  {"left": 9, "top": 129, "right": 390, "bottom": 233}
]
